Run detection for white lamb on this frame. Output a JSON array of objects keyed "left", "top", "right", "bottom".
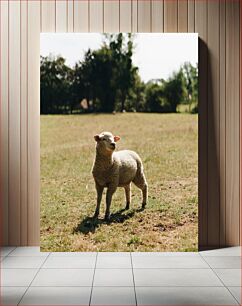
[{"left": 92, "top": 131, "right": 148, "bottom": 221}]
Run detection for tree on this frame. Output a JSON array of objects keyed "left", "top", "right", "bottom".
[
  {"left": 40, "top": 35, "right": 198, "bottom": 115},
  {"left": 126, "top": 71, "right": 146, "bottom": 112},
  {"left": 162, "top": 70, "right": 186, "bottom": 113},
  {"left": 40, "top": 55, "right": 72, "bottom": 114},
  {"left": 109, "top": 33, "right": 137, "bottom": 112},
  {"left": 145, "top": 81, "right": 164, "bottom": 112},
  {"left": 91, "top": 46, "right": 116, "bottom": 112},
  {"left": 72, "top": 49, "right": 98, "bottom": 112},
  {"left": 73, "top": 33, "right": 137, "bottom": 113},
  {"left": 181, "top": 62, "right": 198, "bottom": 113}
]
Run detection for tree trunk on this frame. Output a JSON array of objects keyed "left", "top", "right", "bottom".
[
  {"left": 121, "top": 94, "right": 126, "bottom": 112},
  {"left": 86, "top": 98, "right": 90, "bottom": 111}
]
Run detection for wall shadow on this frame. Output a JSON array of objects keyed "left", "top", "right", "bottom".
[{"left": 198, "top": 37, "right": 221, "bottom": 250}]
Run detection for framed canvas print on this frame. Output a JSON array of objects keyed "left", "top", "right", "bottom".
[{"left": 40, "top": 33, "right": 198, "bottom": 252}]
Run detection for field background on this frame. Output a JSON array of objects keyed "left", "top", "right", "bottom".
[{"left": 40, "top": 113, "right": 198, "bottom": 252}]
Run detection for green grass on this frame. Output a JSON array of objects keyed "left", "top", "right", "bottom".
[
  {"left": 40, "top": 113, "right": 198, "bottom": 252},
  {"left": 177, "top": 103, "right": 197, "bottom": 113}
]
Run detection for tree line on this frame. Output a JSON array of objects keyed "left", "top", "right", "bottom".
[{"left": 40, "top": 33, "right": 198, "bottom": 114}]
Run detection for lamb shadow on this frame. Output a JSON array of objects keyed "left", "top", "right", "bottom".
[{"left": 73, "top": 207, "right": 145, "bottom": 234}]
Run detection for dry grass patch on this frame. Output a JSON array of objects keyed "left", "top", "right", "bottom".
[{"left": 41, "top": 113, "right": 198, "bottom": 252}]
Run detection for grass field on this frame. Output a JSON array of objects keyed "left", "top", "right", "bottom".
[{"left": 40, "top": 113, "right": 198, "bottom": 252}]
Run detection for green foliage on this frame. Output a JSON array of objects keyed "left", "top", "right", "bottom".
[
  {"left": 142, "top": 64, "right": 198, "bottom": 114},
  {"left": 127, "top": 236, "right": 141, "bottom": 246},
  {"left": 145, "top": 81, "right": 167, "bottom": 112},
  {"left": 71, "top": 33, "right": 137, "bottom": 113},
  {"left": 180, "top": 62, "right": 198, "bottom": 113},
  {"left": 163, "top": 70, "right": 186, "bottom": 113},
  {"left": 125, "top": 72, "right": 146, "bottom": 112},
  {"left": 40, "top": 55, "right": 73, "bottom": 114},
  {"left": 40, "top": 35, "right": 198, "bottom": 114}
]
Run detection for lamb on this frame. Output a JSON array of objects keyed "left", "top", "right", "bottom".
[{"left": 92, "top": 131, "right": 148, "bottom": 221}]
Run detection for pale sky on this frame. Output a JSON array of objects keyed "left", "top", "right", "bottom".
[{"left": 40, "top": 33, "right": 198, "bottom": 82}]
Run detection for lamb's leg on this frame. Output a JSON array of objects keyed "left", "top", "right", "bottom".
[
  {"left": 133, "top": 173, "right": 148, "bottom": 209},
  {"left": 141, "top": 183, "right": 148, "bottom": 208},
  {"left": 105, "top": 184, "right": 117, "bottom": 221},
  {"left": 124, "top": 184, "right": 131, "bottom": 210},
  {"left": 93, "top": 183, "right": 104, "bottom": 218}
]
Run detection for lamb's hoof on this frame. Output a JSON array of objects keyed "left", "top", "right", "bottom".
[
  {"left": 93, "top": 212, "right": 99, "bottom": 219},
  {"left": 104, "top": 215, "right": 110, "bottom": 222},
  {"left": 125, "top": 203, "right": 130, "bottom": 210},
  {"left": 142, "top": 203, "right": 146, "bottom": 209}
]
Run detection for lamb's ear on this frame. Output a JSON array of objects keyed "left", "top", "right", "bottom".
[
  {"left": 94, "top": 135, "right": 100, "bottom": 142},
  {"left": 114, "top": 135, "right": 121, "bottom": 142}
]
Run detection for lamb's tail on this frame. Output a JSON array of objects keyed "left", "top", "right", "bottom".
[
  {"left": 133, "top": 154, "right": 147, "bottom": 188},
  {"left": 136, "top": 158, "right": 144, "bottom": 176}
]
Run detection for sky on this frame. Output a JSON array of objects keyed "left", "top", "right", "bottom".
[{"left": 40, "top": 33, "right": 198, "bottom": 82}]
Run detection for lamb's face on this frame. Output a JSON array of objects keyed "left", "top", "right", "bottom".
[{"left": 94, "top": 132, "right": 120, "bottom": 155}]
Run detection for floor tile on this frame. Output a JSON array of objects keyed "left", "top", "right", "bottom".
[
  {"left": 0, "top": 287, "right": 27, "bottom": 305},
  {"left": 200, "top": 247, "right": 241, "bottom": 257},
  {"left": 1, "top": 256, "right": 46, "bottom": 269},
  {"left": 1, "top": 269, "right": 38, "bottom": 286},
  {"left": 214, "top": 269, "right": 241, "bottom": 286},
  {"left": 132, "top": 252, "right": 199, "bottom": 257},
  {"left": 134, "top": 268, "right": 223, "bottom": 287},
  {"left": 0, "top": 247, "right": 16, "bottom": 257},
  {"left": 91, "top": 287, "right": 136, "bottom": 305},
  {"left": 136, "top": 287, "right": 238, "bottom": 305},
  {"left": 203, "top": 256, "right": 241, "bottom": 268},
  {"left": 19, "top": 286, "right": 91, "bottom": 305},
  {"left": 9, "top": 247, "right": 49, "bottom": 257},
  {"left": 31, "top": 268, "right": 94, "bottom": 286},
  {"left": 50, "top": 252, "right": 96, "bottom": 257},
  {"left": 93, "top": 269, "right": 134, "bottom": 286},
  {"left": 42, "top": 256, "right": 96, "bottom": 268},
  {"left": 228, "top": 287, "right": 241, "bottom": 304},
  {"left": 96, "top": 256, "right": 132, "bottom": 268},
  {"left": 132, "top": 256, "right": 209, "bottom": 269}
]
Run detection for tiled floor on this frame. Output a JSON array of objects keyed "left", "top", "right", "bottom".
[{"left": 0, "top": 246, "right": 241, "bottom": 305}]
